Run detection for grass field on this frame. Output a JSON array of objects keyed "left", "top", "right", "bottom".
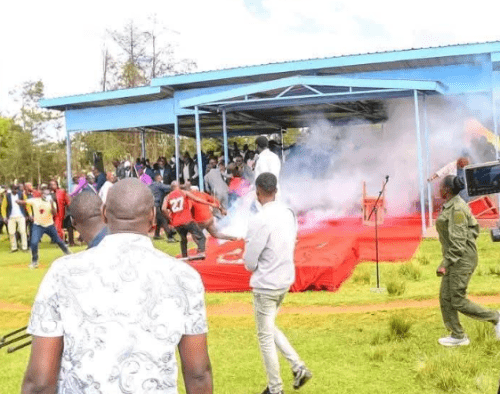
[{"left": 1, "top": 231, "right": 500, "bottom": 393}]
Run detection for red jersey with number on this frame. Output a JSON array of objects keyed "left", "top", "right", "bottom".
[
  {"left": 191, "top": 191, "right": 217, "bottom": 223},
  {"left": 164, "top": 189, "right": 193, "bottom": 227}
]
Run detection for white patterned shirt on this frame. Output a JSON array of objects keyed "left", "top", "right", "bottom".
[{"left": 28, "top": 233, "right": 208, "bottom": 394}]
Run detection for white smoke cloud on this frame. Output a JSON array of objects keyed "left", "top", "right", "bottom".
[{"left": 280, "top": 94, "right": 491, "bottom": 222}]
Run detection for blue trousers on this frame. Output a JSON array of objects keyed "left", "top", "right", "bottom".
[{"left": 31, "top": 224, "right": 69, "bottom": 263}]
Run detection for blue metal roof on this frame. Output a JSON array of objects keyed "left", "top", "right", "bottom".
[
  {"left": 40, "top": 41, "right": 500, "bottom": 111},
  {"left": 152, "top": 41, "right": 500, "bottom": 88}
]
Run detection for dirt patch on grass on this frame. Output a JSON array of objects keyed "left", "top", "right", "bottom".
[
  {"left": 0, "top": 301, "right": 30, "bottom": 312},
  {"left": 207, "top": 295, "right": 500, "bottom": 316}
]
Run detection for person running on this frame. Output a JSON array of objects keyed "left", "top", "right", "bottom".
[
  {"left": 184, "top": 182, "right": 238, "bottom": 241},
  {"left": 16, "top": 185, "right": 71, "bottom": 269},
  {"left": 436, "top": 175, "right": 500, "bottom": 346},
  {"left": 244, "top": 173, "right": 312, "bottom": 394},
  {"left": 163, "top": 181, "right": 217, "bottom": 258}
]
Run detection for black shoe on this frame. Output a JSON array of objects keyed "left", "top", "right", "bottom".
[
  {"left": 260, "top": 387, "right": 284, "bottom": 394},
  {"left": 153, "top": 236, "right": 162, "bottom": 240},
  {"left": 10, "top": 249, "right": 19, "bottom": 253},
  {"left": 292, "top": 366, "right": 312, "bottom": 390}
]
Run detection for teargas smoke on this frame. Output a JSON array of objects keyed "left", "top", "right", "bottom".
[
  {"left": 216, "top": 93, "right": 498, "bottom": 236},
  {"left": 280, "top": 95, "right": 494, "bottom": 222}
]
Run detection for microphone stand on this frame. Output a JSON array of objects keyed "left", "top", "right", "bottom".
[{"left": 368, "top": 176, "right": 389, "bottom": 292}]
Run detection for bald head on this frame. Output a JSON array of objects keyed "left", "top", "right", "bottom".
[
  {"left": 70, "top": 192, "right": 103, "bottom": 223},
  {"left": 104, "top": 178, "right": 154, "bottom": 234},
  {"left": 171, "top": 181, "right": 180, "bottom": 190},
  {"left": 69, "top": 192, "right": 105, "bottom": 244}
]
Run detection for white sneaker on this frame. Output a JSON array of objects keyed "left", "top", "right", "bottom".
[
  {"left": 28, "top": 262, "right": 38, "bottom": 270},
  {"left": 438, "top": 336, "right": 470, "bottom": 347},
  {"left": 494, "top": 311, "right": 500, "bottom": 340}
]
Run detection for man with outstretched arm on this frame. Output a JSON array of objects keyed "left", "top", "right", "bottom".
[
  {"left": 163, "top": 181, "right": 218, "bottom": 258},
  {"left": 244, "top": 172, "right": 312, "bottom": 394},
  {"left": 21, "top": 178, "right": 213, "bottom": 394}
]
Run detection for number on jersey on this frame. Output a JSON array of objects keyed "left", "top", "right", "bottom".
[{"left": 170, "top": 197, "right": 184, "bottom": 213}]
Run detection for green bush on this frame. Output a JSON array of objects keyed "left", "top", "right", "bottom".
[
  {"left": 386, "top": 278, "right": 406, "bottom": 296},
  {"left": 488, "top": 266, "right": 500, "bottom": 276},
  {"left": 388, "top": 314, "right": 412, "bottom": 340},
  {"left": 416, "top": 255, "right": 430, "bottom": 266},
  {"left": 352, "top": 265, "right": 371, "bottom": 284},
  {"left": 399, "top": 261, "right": 422, "bottom": 281}
]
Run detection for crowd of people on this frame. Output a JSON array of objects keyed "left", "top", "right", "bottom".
[
  {"left": 0, "top": 136, "right": 283, "bottom": 264},
  {"left": 14, "top": 135, "right": 315, "bottom": 394}
]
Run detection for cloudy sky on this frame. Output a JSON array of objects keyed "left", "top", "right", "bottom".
[{"left": 1, "top": 0, "right": 500, "bottom": 114}]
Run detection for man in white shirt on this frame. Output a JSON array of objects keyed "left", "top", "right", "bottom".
[
  {"left": 244, "top": 173, "right": 311, "bottom": 394},
  {"left": 98, "top": 172, "right": 117, "bottom": 204},
  {"left": 21, "top": 178, "right": 213, "bottom": 394},
  {"left": 254, "top": 136, "right": 281, "bottom": 181}
]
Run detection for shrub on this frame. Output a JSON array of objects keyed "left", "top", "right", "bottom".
[
  {"left": 399, "top": 261, "right": 422, "bottom": 281},
  {"left": 386, "top": 278, "right": 406, "bottom": 296},
  {"left": 488, "top": 266, "right": 500, "bottom": 276},
  {"left": 416, "top": 255, "right": 430, "bottom": 266},
  {"left": 352, "top": 265, "right": 371, "bottom": 284},
  {"left": 388, "top": 314, "right": 412, "bottom": 340}
]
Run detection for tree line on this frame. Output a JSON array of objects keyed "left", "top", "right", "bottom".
[{"left": 0, "top": 18, "right": 300, "bottom": 186}]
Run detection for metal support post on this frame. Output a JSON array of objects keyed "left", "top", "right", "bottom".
[
  {"left": 194, "top": 106, "right": 204, "bottom": 192},
  {"left": 222, "top": 109, "right": 229, "bottom": 166},
  {"left": 492, "top": 72, "right": 499, "bottom": 160},
  {"left": 174, "top": 116, "right": 180, "bottom": 182},
  {"left": 141, "top": 129, "right": 146, "bottom": 159},
  {"left": 414, "top": 90, "right": 427, "bottom": 236},
  {"left": 65, "top": 128, "right": 73, "bottom": 193},
  {"left": 423, "top": 95, "right": 433, "bottom": 227}
]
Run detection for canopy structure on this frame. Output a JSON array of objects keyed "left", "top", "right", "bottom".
[{"left": 40, "top": 41, "right": 500, "bottom": 235}]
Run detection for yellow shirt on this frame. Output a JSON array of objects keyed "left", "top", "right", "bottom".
[{"left": 28, "top": 198, "right": 55, "bottom": 227}]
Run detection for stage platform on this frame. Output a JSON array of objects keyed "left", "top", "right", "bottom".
[{"left": 183, "top": 215, "right": 423, "bottom": 293}]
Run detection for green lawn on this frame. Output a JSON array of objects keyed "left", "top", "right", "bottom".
[{"left": 1, "top": 231, "right": 500, "bottom": 393}]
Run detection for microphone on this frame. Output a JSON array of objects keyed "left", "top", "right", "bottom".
[{"left": 385, "top": 175, "right": 389, "bottom": 182}]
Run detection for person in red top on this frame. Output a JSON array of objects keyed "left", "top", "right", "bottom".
[
  {"left": 163, "top": 181, "right": 217, "bottom": 258},
  {"left": 184, "top": 182, "right": 238, "bottom": 241},
  {"left": 49, "top": 180, "right": 71, "bottom": 240}
]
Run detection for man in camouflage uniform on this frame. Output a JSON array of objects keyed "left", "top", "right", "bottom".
[{"left": 436, "top": 175, "right": 500, "bottom": 346}]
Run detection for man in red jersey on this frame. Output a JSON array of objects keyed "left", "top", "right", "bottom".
[
  {"left": 49, "top": 180, "right": 71, "bottom": 240},
  {"left": 183, "top": 182, "right": 238, "bottom": 242},
  {"left": 163, "top": 181, "right": 217, "bottom": 258}
]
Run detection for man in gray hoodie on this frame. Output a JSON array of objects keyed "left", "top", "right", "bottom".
[{"left": 244, "top": 172, "right": 312, "bottom": 394}]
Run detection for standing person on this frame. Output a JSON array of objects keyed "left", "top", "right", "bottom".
[
  {"left": 68, "top": 191, "right": 108, "bottom": 248},
  {"left": 254, "top": 136, "right": 281, "bottom": 181},
  {"left": 204, "top": 162, "right": 229, "bottom": 210},
  {"left": 112, "top": 159, "right": 125, "bottom": 179},
  {"left": 150, "top": 174, "right": 176, "bottom": 242},
  {"left": 16, "top": 186, "right": 71, "bottom": 269},
  {"left": 21, "top": 178, "right": 212, "bottom": 394},
  {"left": 436, "top": 175, "right": 500, "bottom": 346},
  {"left": 123, "top": 161, "right": 136, "bottom": 178},
  {"left": 163, "top": 181, "right": 214, "bottom": 258},
  {"left": 155, "top": 157, "right": 175, "bottom": 185},
  {"left": 244, "top": 173, "right": 312, "bottom": 394},
  {"left": 1, "top": 184, "right": 30, "bottom": 253},
  {"left": 49, "top": 180, "right": 70, "bottom": 241},
  {"left": 93, "top": 167, "right": 106, "bottom": 192},
  {"left": 235, "top": 154, "right": 254, "bottom": 183},
  {"left": 98, "top": 172, "right": 117, "bottom": 204}
]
